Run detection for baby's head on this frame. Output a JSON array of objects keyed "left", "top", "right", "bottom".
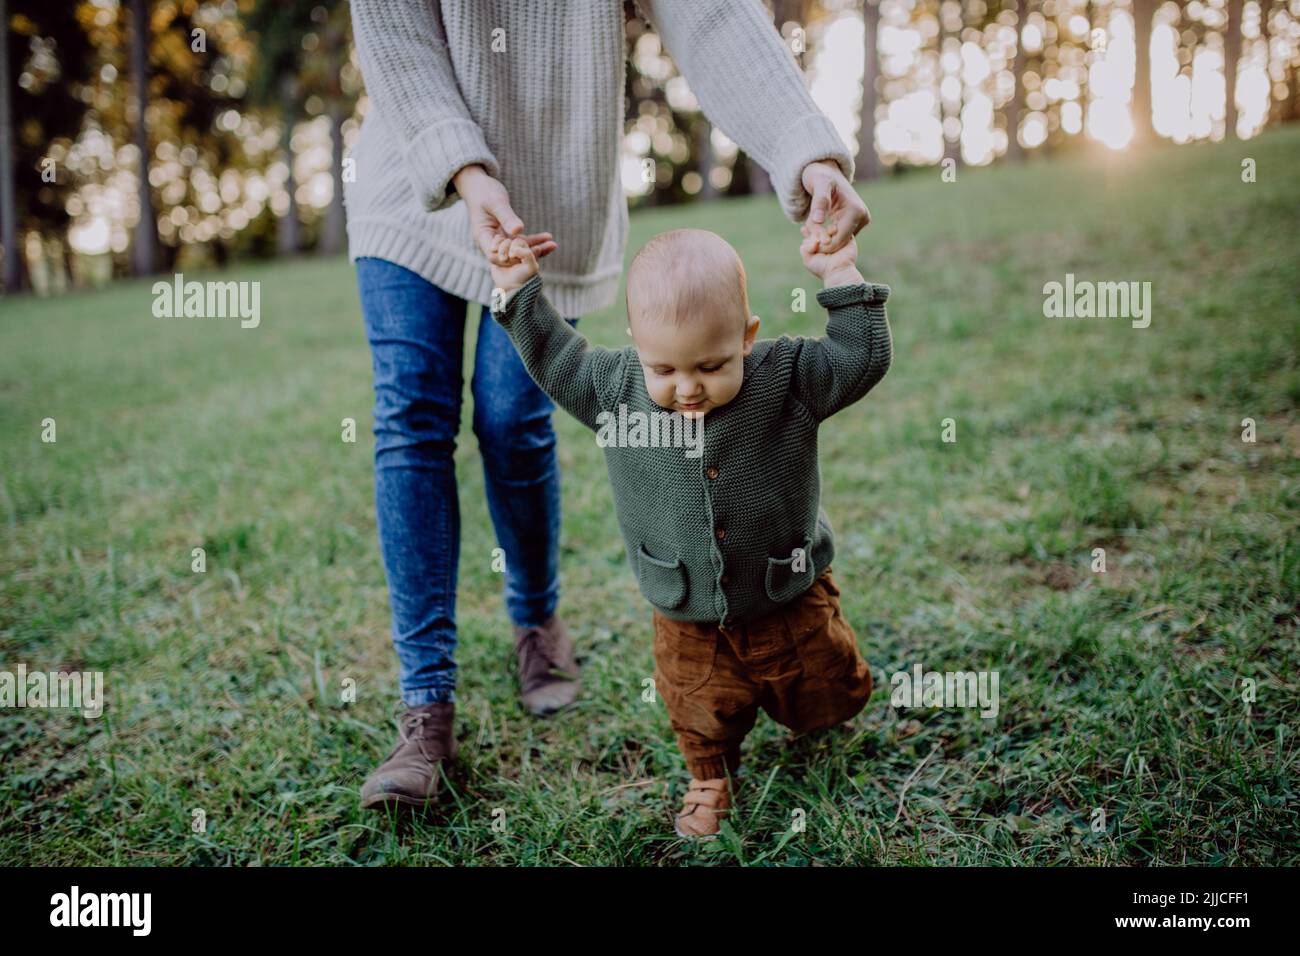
[{"left": 625, "top": 229, "right": 760, "bottom": 419}]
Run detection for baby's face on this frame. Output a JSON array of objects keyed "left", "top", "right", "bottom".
[{"left": 631, "top": 307, "right": 760, "bottom": 419}]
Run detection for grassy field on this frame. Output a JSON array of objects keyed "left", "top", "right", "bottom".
[{"left": 1, "top": 127, "right": 1297, "bottom": 866}]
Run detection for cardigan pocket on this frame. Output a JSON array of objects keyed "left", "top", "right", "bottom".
[
  {"left": 636, "top": 543, "right": 688, "bottom": 610},
  {"left": 765, "top": 533, "right": 817, "bottom": 606}
]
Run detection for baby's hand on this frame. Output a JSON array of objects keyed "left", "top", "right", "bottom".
[
  {"left": 488, "top": 232, "right": 558, "bottom": 292},
  {"left": 800, "top": 220, "right": 858, "bottom": 284}
]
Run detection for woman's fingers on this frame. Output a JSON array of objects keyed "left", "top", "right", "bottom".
[
  {"left": 522, "top": 232, "right": 557, "bottom": 259},
  {"left": 491, "top": 230, "right": 554, "bottom": 247},
  {"left": 485, "top": 195, "right": 525, "bottom": 237},
  {"left": 808, "top": 181, "right": 831, "bottom": 225},
  {"left": 484, "top": 227, "right": 556, "bottom": 265},
  {"left": 817, "top": 200, "right": 870, "bottom": 254}
]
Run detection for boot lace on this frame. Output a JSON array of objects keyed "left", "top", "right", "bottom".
[{"left": 396, "top": 707, "right": 447, "bottom": 762}]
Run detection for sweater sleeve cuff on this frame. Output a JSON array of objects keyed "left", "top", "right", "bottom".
[
  {"left": 816, "top": 281, "right": 890, "bottom": 309},
  {"left": 772, "top": 113, "right": 855, "bottom": 222},
  {"left": 490, "top": 273, "right": 544, "bottom": 326},
  {"left": 405, "top": 117, "right": 501, "bottom": 213}
]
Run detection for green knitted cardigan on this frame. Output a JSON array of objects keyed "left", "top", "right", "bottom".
[{"left": 491, "top": 274, "right": 893, "bottom": 625}]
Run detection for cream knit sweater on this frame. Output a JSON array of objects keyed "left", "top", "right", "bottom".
[{"left": 345, "top": 0, "right": 854, "bottom": 317}]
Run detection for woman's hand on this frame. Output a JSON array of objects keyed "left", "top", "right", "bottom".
[
  {"left": 800, "top": 160, "right": 870, "bottom": 255},
  {"left": 453, "top": 164, "right": 557, "bottom": 262}
]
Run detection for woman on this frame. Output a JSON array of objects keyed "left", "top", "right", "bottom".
[{"left": 346, "top": 0, "right": 870, "bottom": 810}]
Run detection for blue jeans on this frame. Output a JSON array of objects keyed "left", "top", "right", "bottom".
[{"left": 355, "top": 257, "right": 577, "bottom": 706}]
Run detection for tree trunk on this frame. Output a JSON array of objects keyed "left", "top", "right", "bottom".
[
  {"left": 726, "top": 150, "right": 754, "bottom": 196},
  {"left": 1292, "top": 62, "right": 1300, "bottom": 123},
  {"left": 1283, "top": 0, "right": 1300, "bottom": 123},
  {"left": 694, "top": 119, "right": 717, "bottom": 200},
  {"left": 856, "top": 0, "right": 881, "bottom": 179},
  {"left": 277, "top": 71, "right": 300, "bottom": 255},
  {"left": 1132, "top": 0, "right": 1155, "bottom": 143},
  {"left": 0, "top": 0, "right": 20, "bottom": 291},
  {"left": 319, "top": 98, "right": 347, "bottom": 255},
  {"left": 129, "top": 0, "right": 158, "bottom": 276},
  {"left": 1082, "top": 1, "right": 1092, "bottom": 141},
  {"left": 1265, "top": 0, "right": 1282, "bottom": 123},
  {"left": 159, "top": 240, "right": 178, "bottom": 273},
  {"left": 60, "top": 236, "right": 76, "bottom": 290},
  {"left": 1277, "top": 0, "right": 1299, "bottom": 122},
  {"left": 1006, "top": 0, "right": 1028, "bottom": 160},
  {"left": 1224, "top": 0, "right": 1243, "bottom": 137},
  {"left": 942, "top": 0, "right": 962, "bottom": 165}
]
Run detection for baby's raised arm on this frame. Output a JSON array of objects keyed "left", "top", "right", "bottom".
[
  {"left": 489, "top": 273, "right": 630, "bottom": 433},
  {"left": 786, "top": 222, "right": 894, "bottom": 422}
]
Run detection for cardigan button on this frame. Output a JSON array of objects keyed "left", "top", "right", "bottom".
[
  {"left": 705, "top": 466, "right": 719, "bottom": 480},
  {"left": 714, "top": 527, "right": 726, "bottom": 540}
]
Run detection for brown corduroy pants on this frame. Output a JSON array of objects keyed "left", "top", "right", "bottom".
[{"left": 651, "top": 565, "right": 874, "bottom": 780}]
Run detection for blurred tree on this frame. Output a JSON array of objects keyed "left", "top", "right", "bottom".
[
  {"left": 245, "top": 0, "right": 310, "bottom": 255},
  {"left": 128, "top": 0, "right": 157, "bottom": 275},
  {"left": 1132, "top": 0, "right": 1155, "bottom": 143},
  {"left": 0, "top": 0, "right": 95, "bottom": 290},
  {"left": 941, "top": 0, "right": 962, "bottom": 165},
  {"left": 1225, "top": 0, "right": 1242, "bottom": 137},
  {"left": 316, "top": 12, "right": 353, "bottom": 253},
  {"left": 1083, "top": 1, "right": 1094, "bottom": 140},
  {"left": 85, "top": 0, "right": 257, "bottom": 275},
  {"left": 299, "top": 5, "right": 358, "bottom": 255},
  {"left": 0, "top": 0, "right": 16, "bottom": 290},
  {"left": 692, "top": 116, "right": 718, "bottom": 200},
  {"left": 1265, "top": 0, "right": 1282, "bottom": 122},
  {"left": 623, "top": 10, "right": 688, "bottom": 208},
  {"left": 1040, "top": 0, "right": 1084, "bottom": 154},
  {"left": 1272, "top": 0, "right": 1299, "bottom": 122},
  {"left": 856, "top": 0, "right": 881, "bottom": 179},
  {"left": 246, "top": 0, "right": 357, "bottom": 255},
  {"left": 1005, "top": 0, "right": 1029, "bottom": 160}
]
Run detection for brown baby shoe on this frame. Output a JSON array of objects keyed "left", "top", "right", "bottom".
[
  {"left": 513, "top": 613, "right": 580, "bottom": 715},
  {"left": 360, "top": 701, "right": 457, "bottom": 810},
  {"left": 674, "top": 777, "right": 733, "bottom": 839}
]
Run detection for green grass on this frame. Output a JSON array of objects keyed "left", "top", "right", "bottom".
[{"left": 1, "top": 127, "right": 1297, "bottom": 866}]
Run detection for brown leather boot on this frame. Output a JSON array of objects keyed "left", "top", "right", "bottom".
[
  {"left": 360, "top": 701, "right": 458, "bottom": 810},
  {"left": 674, "top": 777, "right": 733, "bottom": 839},
  {"left": 512, "top": 613, "right": 580, "bottom": 716}
]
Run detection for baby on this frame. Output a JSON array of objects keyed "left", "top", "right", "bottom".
[{"left": 486, "top": 223, "right": 893, "bottom": 838}]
